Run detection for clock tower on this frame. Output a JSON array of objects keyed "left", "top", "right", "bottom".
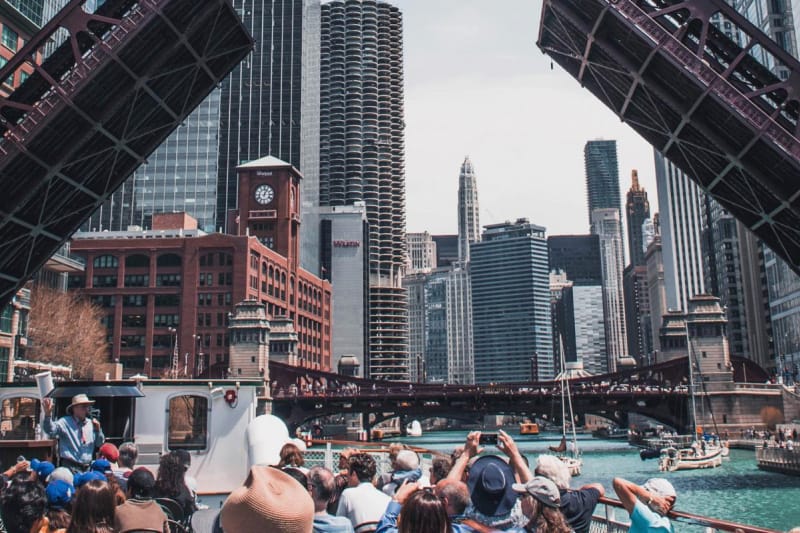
[{"left": 235, "top": 156, "right": 302, "bottom": 268}]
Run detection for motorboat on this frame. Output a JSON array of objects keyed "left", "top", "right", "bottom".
[
  {"left": 519, "top": 422, "right": 540, "bottom": 435},
  {"left": 659, "top": 441, "right": 723, "bottom": 471},
  {"left": 406, "top": 420, "right": 422, "bottom": 437}
]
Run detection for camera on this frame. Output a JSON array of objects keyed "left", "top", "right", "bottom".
[{"left": 479, "top": 433, "right": 498, "bottom": 445}]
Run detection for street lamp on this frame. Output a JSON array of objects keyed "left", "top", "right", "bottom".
[
  {"left": 193, "top": 334, "right": 204, "bottom": 377},
  {"left": 167, "top": 327, "right": 178, "bottom": 379}
]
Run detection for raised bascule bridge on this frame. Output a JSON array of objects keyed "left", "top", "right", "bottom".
[
  {"left": 0, "top": 0, "right": 253, "bottom": 306},
  {"left": 538, "top": 0, "right": 800, "bottom": 275}
]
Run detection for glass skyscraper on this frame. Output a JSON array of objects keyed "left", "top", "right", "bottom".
[
  {"left": 82, "top": 0, "right": 322, "bottom": 272},
  {"left": 218, "top": 0, "right": 321, "bottom": 274},
  {"left": 471, "top": 219, "right": 553, "bottom": 383},
  {"left": 584, "top": 140, "right": 621, "bottom": 227}
]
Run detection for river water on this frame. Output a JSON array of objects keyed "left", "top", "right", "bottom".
[{"left": 393, "top": 430, "right": 800, "bottom": 531}]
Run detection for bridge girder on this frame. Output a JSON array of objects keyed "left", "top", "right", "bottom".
[
  {"left": 0, "top": 0, "right": 253, "bottom": 305},
  {"left": 538, "top": 0, "right": 800, "bottom": 273}
]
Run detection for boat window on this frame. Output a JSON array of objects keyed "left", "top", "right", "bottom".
[
  {"left": 167, "top": 395, "right": 208, "bottom": 451},
  {"left": 0, "top": 397, "right": 39, "bottom": 440}
]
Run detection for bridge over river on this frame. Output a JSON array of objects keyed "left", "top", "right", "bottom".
[{"left": 268, "top": 356, "right": 800, "bottom": 435}]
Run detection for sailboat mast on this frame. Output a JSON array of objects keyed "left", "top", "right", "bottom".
[{"left": 686, "top": 319, "right": 698, "bottom": 437}]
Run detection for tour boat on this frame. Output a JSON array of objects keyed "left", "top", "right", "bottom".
[
  {"left": 519, "top": 422, "right": 540, "bottom": 435},
  {"left": 0, "top": 375, "right": 270, "bottom": 497}
]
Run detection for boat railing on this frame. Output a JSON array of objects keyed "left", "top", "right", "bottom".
[
  {"left": 302, "top": 444, "right": 779, "bottom": 533},
  {"left": 592, "top": 497, "right": 781, "bottom": 533}
]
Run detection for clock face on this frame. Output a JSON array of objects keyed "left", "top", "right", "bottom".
[{"left": 254, "top": 184, "right": 274, "bottom": 205}]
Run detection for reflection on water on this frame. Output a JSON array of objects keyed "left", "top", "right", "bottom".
[{"left": 396, "top": 430, "right": 800, "bottom": 531}]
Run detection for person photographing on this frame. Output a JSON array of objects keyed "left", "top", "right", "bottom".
[{"left": 42, "top": 394, "right": 105, "bottom": 472}]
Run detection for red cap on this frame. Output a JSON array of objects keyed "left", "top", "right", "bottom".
[{"left": 98, "top": 442, "right": 119, "bottom": 462}]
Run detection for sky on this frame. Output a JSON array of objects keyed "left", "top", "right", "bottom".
[{"left": 396, "top": 0, "right": 658, "bottom": 237}]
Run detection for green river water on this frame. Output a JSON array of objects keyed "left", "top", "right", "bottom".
[{"left": 393, "top": 430, "right": 800, "bottom": 531}]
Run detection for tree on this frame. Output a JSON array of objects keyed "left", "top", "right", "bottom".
[{"left": 26, "top": 286, "right": 109, "bottom": 378}]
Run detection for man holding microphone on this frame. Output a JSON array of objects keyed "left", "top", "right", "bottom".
[{"left": 42, "top": 393, "right": 105, "bottom": 472}]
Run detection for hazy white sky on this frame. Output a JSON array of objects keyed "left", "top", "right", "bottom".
[{"left": 396, "top": 0, "right": 658, "bottom": 237}]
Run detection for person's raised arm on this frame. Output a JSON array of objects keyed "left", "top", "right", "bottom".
[
  {"left": 497, "top": 430, "right": 532, "bottom": 483},
  {"left": 613, "top": 478, "right": 670, "bottom": 515},
  {"left": 41, "top": 398, "right": 59, "bottom": 436},
  {"left": 446, "top": 431, "right": 483, "bottom": 482}
]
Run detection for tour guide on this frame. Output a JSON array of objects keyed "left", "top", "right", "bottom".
[{"left": 42, "top": 394, "right": 105, "bottom": 472}]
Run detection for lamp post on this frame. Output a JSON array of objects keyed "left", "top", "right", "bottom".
[
  {"left": 168, "top": 327, "right": 178, "bottom": 379},
  {"left": 193, "top": 334, "right": 204, "bottom": 377}
]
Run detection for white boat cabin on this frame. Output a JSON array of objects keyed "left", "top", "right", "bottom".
[{"left": 0, "top": 378, "right": 264, "bottom": 496}]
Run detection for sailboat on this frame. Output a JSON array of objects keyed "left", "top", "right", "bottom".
[
  {"left": 657, "top": 323, "right": 723, "bottom": 472},
  {"left": 554, "top": 337, "right": 582, "bottom": 476}
]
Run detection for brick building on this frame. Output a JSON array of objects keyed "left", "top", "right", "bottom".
[{"left": 69, "top": 157, "right": 331, "bottom": 377}]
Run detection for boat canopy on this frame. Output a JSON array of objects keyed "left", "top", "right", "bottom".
[{"left": 46, "top": 385, "right": 144, "bottom": 398}]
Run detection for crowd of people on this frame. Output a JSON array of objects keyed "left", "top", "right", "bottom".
[
  {"left": 0, "top": 394, "right": 198, "bottom": 533},
  {"left": 214, "top": 429, "right": 679, "bottom": 533},
  {"left": 10, "top": 391, "right": 795, "bottom": 532}
]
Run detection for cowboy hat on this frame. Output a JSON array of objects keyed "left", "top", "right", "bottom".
[{"left": 66, "top": 393, "right": 95, "bottom": 413}]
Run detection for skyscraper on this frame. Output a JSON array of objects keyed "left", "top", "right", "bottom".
[
  {"left": 625, "top": 170, "right": 650, "bottom": 267},
  {"left": 547, "top": 235, "right": 602, "bottom": 286},
  {"left": 471, "top": 219, "right": 553, "bottom": 383},
  {"left": 320, "top": 0, "right": 407, "bottom": 380},
  {"left": 623, "top": 170, "right": 651, "bottom": 362},
  {"left": 458, "top": 156, "right": 480, "bottom": 262},
  {"left": 654, "top": 150, "right": 706, "bottom": 312},
  {"left": 591, "top": 208, "right": 628, "bottom": 371},
  {"left": 85, "top": 92, "right": 223, "bottom": 233},
  {"left": 82, "top": 0, "right": 323, "bottom": 272},
  {"left": 407, "top": 232, "right": 436, "bottom": 273},
  {"left": 218, "top": 0, "right": 321, "bottom": 274},
  {"left": 737, "top": 0, "right": 796, "bottom": 375},
  {"left": 584, "top": 140, "right": 621, "bottom": 226}
]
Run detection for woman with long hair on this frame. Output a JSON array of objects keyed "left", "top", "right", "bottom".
[
  {"left": 376, "top": 483, "right": 451, "bottom": 533},
  {"left": 153, "top": 452, "right": 196, "bottom": 518},
  {"left": 397, "top": 489, "right": 451, "bottom": 533},
  {"left": 67, "top": 479, "right": 116, "bottom": 533},
  {"left": 277, "top": 442, "right": 305, "bottom": 469},
  {"left": 513, "top": 477, "right": 570, "bottom": 533}
]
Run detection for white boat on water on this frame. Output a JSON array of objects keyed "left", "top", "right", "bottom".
[
  {"left": 406, "top": 419, "right": 422, "bottom": 437},
  {"left": 656, "top": 322, "right": 723, "bottom": 472},
  {"left": 659, "top": 441, "right": 723, "bottom": 471},
  {"left": 553, "top": 337, "right": 583, "bottom": 477},
  {"left": 0, "top": 375, "right": 272, "bottom": 497}
]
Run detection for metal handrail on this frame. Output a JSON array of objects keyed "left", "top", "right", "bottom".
[{"left": 595, "top": 496, "right": 781, "bottom": 533}]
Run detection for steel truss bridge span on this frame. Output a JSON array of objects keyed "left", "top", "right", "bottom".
[
  {"left": 0, "top": 0, "right": 253, "bottom": 304},
  {"left": 538, "top": 0, "right": 800, "bottom": 273},
  {"left": 268, "top": 356, "right": 769, "bottom": 433}
]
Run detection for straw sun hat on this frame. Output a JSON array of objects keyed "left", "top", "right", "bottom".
[{"left": 220, "top": 465, "right": 314, "bottom": 533}]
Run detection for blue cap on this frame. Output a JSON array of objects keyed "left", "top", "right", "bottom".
[
  {"left": 74, "top": 470, "right": 106, "bottom": 487},
  {"left": 46, "top": 479, "right": 74, "bottom": 509},
  {"left": 30, "top": 458, "right": 55, "bottom": 479},
  {"left": 91, "top": 458, "right": 112, "bottom": 473}
]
